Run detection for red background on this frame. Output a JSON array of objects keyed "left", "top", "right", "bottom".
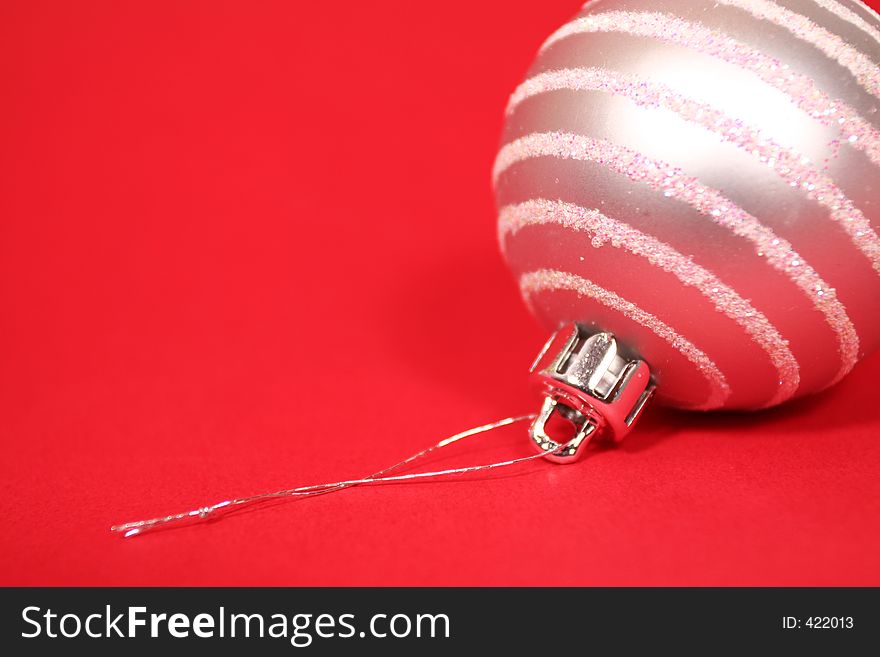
[{"left": 2, "top": 0, "right": 879, "bottom": 586}]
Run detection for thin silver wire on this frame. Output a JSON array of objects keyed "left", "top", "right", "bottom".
[{"left": 111, "top": 413, "right": 546, "bottom": 537}]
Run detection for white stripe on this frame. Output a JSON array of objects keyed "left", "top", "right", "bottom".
[
  {"left": 501, "top": 199, "right": 800, "bottom": 406},
  {"left": 494, "top": 131, "right": 860, "bottom": 384},
  {"left": 520, "top": 269, "right": 731, "bottom": 410},
  {"left": 711, "top": 0, "right": 880, "bottom": 100},
  {"left": 810, "top": 0, "right": 880, "bottom": 44},
  {"left": 540, "top": 10, "right": 880, "bottom": 168},
  {"left": 505, "top": 67, "right": 880, "bottom": 276}
]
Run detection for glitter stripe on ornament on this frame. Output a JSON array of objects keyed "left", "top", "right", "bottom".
[
  {"left": 540, "top": 11, "right": 880, "bottom": 168},
  {"left": 810, "top": 0, "right": 880, "bottom": 44},
  {"left": 843, "top": 0, "right": 880, "bottom": 27},
  {"left": 505, "top": 67, "right": 880, "bottom": 275},
  {"left": 520, "top": 269, "right": 731, "bottom": 410},
  {"left": 493, "top": 131, "right": 860, "bottom": 384},
  {"left": 500, "top": 199, "right": 799, "bottom": 407},
  {"left": 687, "top": 0, "right": 880, "bottom": 100}
]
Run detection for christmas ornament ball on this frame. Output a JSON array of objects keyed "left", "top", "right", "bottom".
[{"left": 495, "top": 0, "right": 880, "bottom": 411}]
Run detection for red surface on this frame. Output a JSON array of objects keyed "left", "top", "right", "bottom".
[{"left": 2, "top": 0, "right": 880, "bottom": 586}]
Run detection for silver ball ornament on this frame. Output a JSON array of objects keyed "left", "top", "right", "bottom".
[{"left": 495, "top": 0, "right": 880, "bottom": 410}]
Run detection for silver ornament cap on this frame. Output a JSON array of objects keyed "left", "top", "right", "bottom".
[{"left": 529, "top": 323, "right": 656, "bottom": 463}]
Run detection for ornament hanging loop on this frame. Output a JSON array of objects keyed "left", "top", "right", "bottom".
[
  {"left": 529, "top": 395, "right": 600, "bottom": 463},
  {"left": 529, "top": 323, "right": 657, "bottom": 463}
]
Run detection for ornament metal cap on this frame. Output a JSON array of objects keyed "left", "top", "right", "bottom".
[{"left": 529, "top": 323, "right": 657, "bottom": 463}]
